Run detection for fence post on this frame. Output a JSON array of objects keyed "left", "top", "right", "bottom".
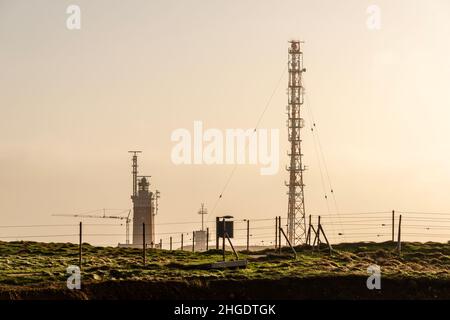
[
  {"left": 192, "top": 231, "right": 195, "bottom": 252},
  {"left": 397, "top": 215, "right": 402, "bottom": 254},
  {"left": 181, "top": 233, "right": 184, "bottom": 251},
  {"left": 317, "top": 216, "right": 321, "bottom": 249},
  {"left": 170, "top": 236, "right": 172, "bottom": 251},
  {"left": 216, "top": 217, "right": 219, "bottom": 250},
  {"left": 247, "top": 219, "right": 250, "bottom": 252},
  {"left": 206, "top": 227, "right": 209, "bottom": 251},
  {"left": 392, "top": 210, "right": 395, "bottom": 242},
  {"left": 79, "top": 221, "right": 82, "bottom": 269},
  {"left": 225, "top": 233, "right": 239, "bottom": 260},
  {"left": 278, "top": 216, "right": 282, "bottom": 253},
  {"left": 275, "top": 217, "right": 278, "bottom": 248},
  {"left": 142, "top": 223, "right": 146, "bottom": 266},
  {"left": 307, "top": 215, "right": 312, "bottom": 245},
  {"left": 279, "top": 227, "right": 297, "bottom": 259},
  {"left": 222, "top": 218, "right": 226, "bottom": 261}
]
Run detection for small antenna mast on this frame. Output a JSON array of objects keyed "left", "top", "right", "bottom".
[{"left": 198, "top": 203, "right": 208, "bottom": 231}]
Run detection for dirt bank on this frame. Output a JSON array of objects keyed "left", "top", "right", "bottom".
[{"left": 1, "top": 276, "right": 449, "bottom": 300}]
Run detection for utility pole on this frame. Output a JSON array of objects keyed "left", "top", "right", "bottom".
[
  {"left": 198, "top": 203, "right": 208, "bottom": 231},
  {"left": 286, "top": 40, "right": 307, "bottom": 245}
]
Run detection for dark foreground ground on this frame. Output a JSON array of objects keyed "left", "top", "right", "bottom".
[
  {"left": 1, "top": 241, "right": 449, "bottom": 299},
  {"left": 2, "top": 276, "right": 450, "bottom": 300}
]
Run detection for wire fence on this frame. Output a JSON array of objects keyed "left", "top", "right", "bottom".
[{"left": 1, "top": 210, "right": 450, "bottom": 250}]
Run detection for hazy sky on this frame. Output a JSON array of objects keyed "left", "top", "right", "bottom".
[{"left": 1, "top": 0, "right": 450, "bottom": 245}]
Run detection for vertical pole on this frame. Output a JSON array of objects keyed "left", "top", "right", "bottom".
[
  {"left": 278, "top": 216, "right": 282, "bottom": 252},
  {"left": 392, "top": 210, "right": 395, "bottom": 242},
  {"left": 285, "top": 217, "right": 288, "bottom": 246},
  {"left": 160, "top": 239, "right": 162, "bottom": 250},
  {"left": 142, "top": 223, "right": 146, "bottom": 266},
  {"left": 126, "top": 220, "right": 130, "bottom": 245},
  {"left": 222, "top": 218, "right": 226, "bottom": 261},
  {"left": 308, "top": 215, "right": 312, "bottom": 245},
  {"left": 317, "top": 216, "right": 321, "bottom": 249},
  {"left": 181, "top": 233, "right": 184, "bottom": 251},
  {"left": 201, "top": 209, "right": 204, "bottom": 232},
  {"left": 170, "top": 236, "right": 172, "bottom": 251},
  {"left": 206, "top": 227, "right": 209, "bottom": 251},
  {"left": 79, "top": 222, "right": 82, "bottom": 269},
  {"left": 397, "top": 215, "right": 402, "bottom": 253},
  {"left": 247, "top": 220, "right": 250, "bottom": 252},
  {"left": 216, "top": 217, "right": 219, "bottom": 250},
  {"left": 192, "top": 231, "right": 195, "bottom": 252},
  {"left": 275, "top": 217, "right": 278, "bottom": 248}
]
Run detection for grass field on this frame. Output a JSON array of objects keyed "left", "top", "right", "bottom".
[{"left": 1, "top": 240, "right": 449, "bottom": 299}]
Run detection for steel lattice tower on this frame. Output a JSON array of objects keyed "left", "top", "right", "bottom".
[{"left": 286, "top": 40, "right": 307, "bottom": 245}]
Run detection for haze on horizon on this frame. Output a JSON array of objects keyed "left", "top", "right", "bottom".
[{"left": 1, "top": 0, "right": 450, "bottom": 246}]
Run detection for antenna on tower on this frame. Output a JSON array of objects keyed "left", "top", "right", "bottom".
[
  {"left": 286, "top": 40, "right": 307, "bottom": 245},
  {"left": 153, "top": 190, "right": 160, "bottom": 216},
  {"left": 198, "top": 203, "right": 208, "bottom": 231},
  {"left": 128, "top": 151, "right": 142, "bottom": 198}
]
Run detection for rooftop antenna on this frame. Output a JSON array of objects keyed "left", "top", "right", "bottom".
[
  {"left": 198, "top": 203, "right": 208, "bottom": 231},
  {"left": 128, "top": 151, "right": 142, "bottom": 198}
]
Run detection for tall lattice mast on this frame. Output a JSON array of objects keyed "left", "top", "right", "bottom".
[
  {"left": 128, "top": 151, "right": 142, "bottom": 197},
  {"left": 286, "top": 40, "right": 307, "bottom": 245}
]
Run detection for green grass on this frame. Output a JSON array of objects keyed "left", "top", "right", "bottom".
[{"left": 1, "top": 240, "right": 450, "bottom": 288}]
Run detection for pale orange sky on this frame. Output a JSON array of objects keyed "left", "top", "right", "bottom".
[{"left": 1, "top": 0, "right": 450, "bottom": 246}]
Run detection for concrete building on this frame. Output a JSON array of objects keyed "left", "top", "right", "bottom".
[{"left": 194, "top": 230, "right": 207, "bottom": 251}]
